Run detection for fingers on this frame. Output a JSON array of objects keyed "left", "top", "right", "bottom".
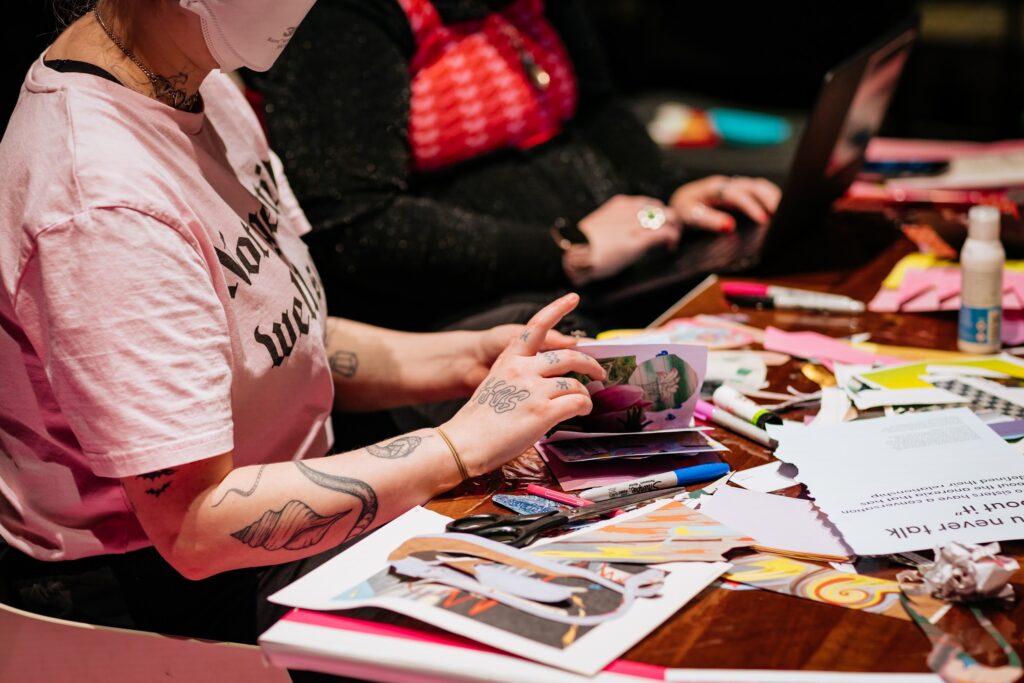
[
  {"left": 717, "top": 177, "right": 781, "bottom": 224},
  {"left": 682, "top": 203, "right": 737, "bottom": 233},
  {"left": 549, "top": 375, "right": 590, "bottom": 399},
  {"left": 541, "top": 329, "right": 580, "bottom": 351},
  {"left": 550, "top": 391, "right": 593, "bottom": 420},
  {"left": 535, "top": 349, "right": 606, "bottom": 381},
  {"left": 508, "top": 292, "right": 580, "bottom": 356},
  {"left": 632, "top": 196, "right": 682, "bottom": 249}
]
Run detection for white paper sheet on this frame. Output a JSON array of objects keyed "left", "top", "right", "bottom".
[
  {"left": 848, "top": 387, "right": 966, "bottom": 410},
  {"left": 698, "top": 486, "right": 852, "bottom": 558},
  {"left": 269, "top": 506, "right": 451, "bottom": 610},
  {"left": 812, "top": 387, "right": 854, "bottom": 426},
  {"left": 773, "top": 408, "right": 1024, "bottom": 555},
  {"left": 729, "top": 462, "right": 798, "bottom": 493}
]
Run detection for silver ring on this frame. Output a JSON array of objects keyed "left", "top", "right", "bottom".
[{"left": 637, "top": 205, "right": 666, "bottom": 231}]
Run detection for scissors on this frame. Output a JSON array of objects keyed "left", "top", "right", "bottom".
[{"left": 444, "top": 486, "right": 689, "bottom": 548}]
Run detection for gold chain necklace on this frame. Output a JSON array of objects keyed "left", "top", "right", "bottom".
[{"left": 93, "top": 9, "right": 200, "bottom": 111}]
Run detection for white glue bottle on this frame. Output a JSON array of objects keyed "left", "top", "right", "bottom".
[{"left": 958, "top": 205, "right": 1004, "bottom": 354}]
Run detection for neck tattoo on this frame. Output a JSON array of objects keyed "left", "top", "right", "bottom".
[{"left": 93, "top": 9, "right": 200, "bottom": 111}]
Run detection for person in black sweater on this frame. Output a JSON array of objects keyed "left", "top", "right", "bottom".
[{"left": 247, "top": 0, "right": 779, "bottom": 332}]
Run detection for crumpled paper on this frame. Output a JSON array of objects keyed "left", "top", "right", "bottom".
[{"left": 898, "top": 541, "right": 1019, "bottom": 603}]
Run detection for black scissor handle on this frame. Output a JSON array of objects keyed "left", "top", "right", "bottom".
[{"left": 445, "top": 510, "right": 566, "bottom": 548}]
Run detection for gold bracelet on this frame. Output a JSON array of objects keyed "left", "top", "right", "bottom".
[{"left": 435, "top": 427, "right": 469, "bottom": 483}]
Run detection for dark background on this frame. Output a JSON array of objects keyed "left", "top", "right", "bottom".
[{"left": 4, "top": 1, "right": 1023, "bottom": 142}]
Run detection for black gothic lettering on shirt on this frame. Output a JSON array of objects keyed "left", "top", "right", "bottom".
[
  {"left": 366, "top": 436, "right": 426, "bottom": 459},
  {"left": 475, "top": 378, "right": 530, "bottom": 413},
  {"left": 212, "top": 464, "right": 266, "bottom": 508},
  {"left": 137, "top": 468, "right": 176, "bottom": 481},
  {"left": 145, "top": 482, "right": 171, "bottom": 497},
  {"left": 231, "top": 500, "right": 352, "bottom": 551},
  {"left": 329, "top": 351, "right": 358, "bottom": 379},
  {"left": 294, "top": 460, "right": 378, "bottom": 540}
]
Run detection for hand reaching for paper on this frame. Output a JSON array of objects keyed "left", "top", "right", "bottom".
[{"left": 443, "top": 293, "right": 606, "bottom": 476}]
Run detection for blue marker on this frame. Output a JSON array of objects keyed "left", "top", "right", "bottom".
[{"left": 578, "top": 462, "right": 731, "bottom": 502}]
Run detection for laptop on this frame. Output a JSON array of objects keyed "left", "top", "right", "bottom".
[{"left": 587, "top": 19, "right": 918, "bottom": 313}]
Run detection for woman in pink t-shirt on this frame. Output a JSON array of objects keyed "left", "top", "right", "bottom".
[{"left": 0, "top": 0, "right": 604, "bottom": 643}]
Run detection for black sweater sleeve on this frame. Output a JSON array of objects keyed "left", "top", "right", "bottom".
[
  {"left": 248, "top": 0, "right": 567, "bottom": 318},
  {"left": 547, "top": 0, "right": 688, "bottom": 201}
]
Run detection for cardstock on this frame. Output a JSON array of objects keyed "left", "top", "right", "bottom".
[
  {"left": 723, "top": 553, "right": 943, "bottom": 621},
  {"left": 698, "top": 486, "right": 852, "bottom": 561},
  {"left": 772, "top": 408, "right": 1024, "bottom": 555},
  {"left": 811, "top": 387, "right": 854, "bottom": 426},
  {"left": 658, "top": 318, "right": 757, "bottom": 349},
  {"left": 529, "top": 500, "right": 753, "bottom": 564},
  {"left": 304, "top": 531, "right": 727, "bottom": 676}
]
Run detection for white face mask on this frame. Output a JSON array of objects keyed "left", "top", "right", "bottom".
[{"left": 179, "top": 0, "right": 315, "bottom": 72}]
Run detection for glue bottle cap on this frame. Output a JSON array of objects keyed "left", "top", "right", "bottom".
[{"left": 968, "top": 205, "right": 1000, "bottom": 242}]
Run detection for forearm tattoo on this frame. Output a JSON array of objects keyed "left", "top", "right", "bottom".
[
  {"left": 329, "top": 350, "right": 359, "bottom": 379},
  {"left": 366, "top": 435, "right": 426, "bottom": 459},
  {"left": 475, "top": 377, "right": 530, "bottom": 413},
  {"left": 212, "top": 464, "right": 266, "bottom": 508},
  {"left": 231, "top": 501, "right": 352, "bottom": 551},
  {"left": 294, "top": 460, "right": 378, "bottom": 540},
  {"left": 136, "top": 468, "right": 176, "bottom": 497},
  {"left": 230, "top": 461, "right": 379, "bottom": 551}
]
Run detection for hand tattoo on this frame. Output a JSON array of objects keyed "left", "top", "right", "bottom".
[
  {"left": 212, "top": 465, "right": 266, "bottom": 508},
  {"left": 366, "top": 436, "right": 426, "bottom": 459},
  {"left": 519, "top": 330, "right": 531, "bottom": 342},
  {"left": 475, "top": 377, "right": 530, "bottom": 413},
  {"left": 556, "top": 379, "right": 571, "bottom": 390},
  {"left": 329, "top": 351, "right": 359, "bottom": 379},
  {"left": 541, "top": 351, "right": 559, "bottom": 365},
  {"left": 232, "top": 500, "right": 351, "bottom": 551},
  {"left": 294, "top": 460, "right": 378, "bottom": 540}
]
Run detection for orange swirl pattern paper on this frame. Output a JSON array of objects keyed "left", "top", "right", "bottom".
[{"left": 724, "top": 553, "right": 943, "bottom": 621}]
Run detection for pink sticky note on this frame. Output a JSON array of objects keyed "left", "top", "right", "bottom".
[{"left": 763, "top": 327, "right": 902, "bottom": 366}]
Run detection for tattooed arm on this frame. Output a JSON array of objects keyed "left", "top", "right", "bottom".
[
  {"left": 323, "top": 316, "right": 578, "bottom": 412},
  {"left": 122, "top": 429, "right": 458, "bottom": 579},
  {"left": 123, "top": 295, "right": 601, "bottom": 580}
]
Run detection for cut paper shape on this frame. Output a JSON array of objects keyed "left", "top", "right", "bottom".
[
  {"left": 698, "top": 486, "right": 852, "bottom": 562},
  {"left": 856, "top": 357, "right": 1024, "bottom": 390},
  {"left": 724, "top": 553, "right": 944, "bottom": 621},
  {"left": 763, "top": 327, "right": 902, "bottom": 366},
  {"left": 528, "top": 500, "right": 753, "bottom": 564}
]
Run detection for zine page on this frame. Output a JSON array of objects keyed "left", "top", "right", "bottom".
[
  {"left": 551, "top": 342, "right": 707, "bottom": 436},
  {"left": 772, "top": 408, "right": 1024, "bottom": 555}
]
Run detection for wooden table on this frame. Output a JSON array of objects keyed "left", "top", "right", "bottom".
[{"left": 427, "top": 236, "right": 1024, "bottom": 675}]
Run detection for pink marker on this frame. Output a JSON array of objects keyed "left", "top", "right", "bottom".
[{"left": 526, "top": 484, "right": 594, "bottom": 507}]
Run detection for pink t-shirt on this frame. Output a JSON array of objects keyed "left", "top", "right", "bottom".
[{"left": 0, "top": 58, "right": 334, "bottom": 561}]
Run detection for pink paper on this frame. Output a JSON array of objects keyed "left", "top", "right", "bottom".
[
  {"left": 763, "top": 327, "right": 902, "bottom": 366},
  {"left": 537, "top": 442, "right": 720, "bottom": 491},
  {"left": 869, "top": 268, "right": 1024, "bottom": 313},
  {"left": 865, "top": 137, "right": 1024, "bottom": 161}
]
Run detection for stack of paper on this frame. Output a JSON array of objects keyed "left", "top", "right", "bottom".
[{"left": 771, "top": 408, "right": 1024, "bottom": 555}]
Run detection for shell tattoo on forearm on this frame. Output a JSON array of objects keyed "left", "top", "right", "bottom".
[{"left": 231, "top": 500, "right": 352, "bottom": 551}]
